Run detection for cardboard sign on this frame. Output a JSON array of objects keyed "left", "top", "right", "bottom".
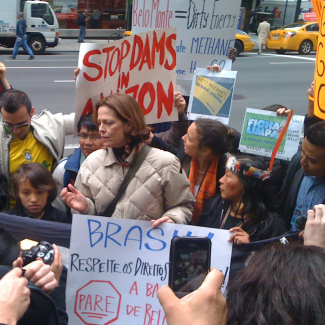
[
  {"left": 66, "top": 215, "right": 232, "bottom": 324},
  {"left": 75, "top": 28, "right": 178, "bottom": 133},
  {"left": 313, "top": 0, "right": 325, "bottom": 119},
  {"left": 132, "top": 0, "right": 241, "bottom": 94},
  {"left": 239, "top": 108, "right": 304, "bottom": 160},
  {"left": 187, "top": 68, "right": 237, "bottom": 125}
]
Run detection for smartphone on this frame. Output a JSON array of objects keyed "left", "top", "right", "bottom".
[{"left": 168, "top": 236, "right": 211, "bottom": 298}]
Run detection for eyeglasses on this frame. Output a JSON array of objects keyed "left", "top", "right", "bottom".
[
  {"left": 1, "top": 120, "right": 30, "bottom": 131},
  {"left": 78, "top": 133, "right": 102, "bottom": 141}
]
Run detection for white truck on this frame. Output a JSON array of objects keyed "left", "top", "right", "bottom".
[
  {"left": 257, "top": 0, "right": 314, "bottom": 28},
  {"left": 0, "top": 0, "right": 59, "bottom": 54}
]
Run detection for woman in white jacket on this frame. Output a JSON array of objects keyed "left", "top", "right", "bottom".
[{"left": 61, "top": 93, "right": 194, "bottom": 226}]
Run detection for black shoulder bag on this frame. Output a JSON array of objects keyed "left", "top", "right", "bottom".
[{"left": 101, "top": 144, "right": 151, "bottom": 217}]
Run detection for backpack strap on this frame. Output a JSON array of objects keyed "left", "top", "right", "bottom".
[{"left": 101, "top": 144, "right": 151, "bottom": 217}]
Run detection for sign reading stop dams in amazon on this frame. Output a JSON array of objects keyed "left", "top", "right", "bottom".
[
  {"left": 239, "top": 108, "right": 304, "bottom": 161},
  {"left": 67, "top": 215, "right": 232, "bottom": 324},
  {"left": 74, "top": 28, "right": 178, "bottom": 136}
]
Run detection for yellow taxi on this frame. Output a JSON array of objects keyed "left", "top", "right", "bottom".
[
  {"left": 266, "top": 21, "right": 318, "bottom": 55},
  {"left": 235, "top": 29, "right": 255, "bottom": 55}
]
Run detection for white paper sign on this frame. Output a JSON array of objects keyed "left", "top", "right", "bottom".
[
  {"left": 132, "top": 0, "right": 241, "bottom": 94},
  {"left": 239, "top": 108, "right": 305, "bottom": 160},
  {"left": 66, "top": 215, "right": 232, "bottom": 325},
  {"left": 75, "top": 28, "right": 178, "bottom": 134},
  {"left": 187, "top": 68, "right": 237, "bottom": 125}
]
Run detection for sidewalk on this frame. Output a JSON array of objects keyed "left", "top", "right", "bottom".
[
  {"left": 0, "top": 33, "right": 261, "bottom": 54},
  {"left": 0, "top": 38, "right": 111, "bottom": 54}
]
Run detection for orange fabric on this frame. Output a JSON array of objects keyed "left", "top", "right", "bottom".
[{"left": 189, "top": 157, "right": 219, "bottom": 225}]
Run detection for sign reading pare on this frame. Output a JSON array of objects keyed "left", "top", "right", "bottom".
[{"left": 75, "top": 28, "right": 178, "bottom": 130}]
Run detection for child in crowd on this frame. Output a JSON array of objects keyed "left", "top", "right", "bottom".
[{"left": 7, "top": 163, "right": 70, "bottom": 223}]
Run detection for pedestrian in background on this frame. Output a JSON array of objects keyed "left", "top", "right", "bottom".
[
  {"left": 11, "top": 12, "right": 34, "bottom": 60},
  {"left": 77, "top": 10, "right": 88, "bottom": 43},
  {"left": 257, "top": 17, "right": 270, "bottom": 54}
]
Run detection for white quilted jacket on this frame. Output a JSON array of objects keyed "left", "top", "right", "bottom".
[{"left": 72, "top": 144, "right": 194, "bottom": 224}]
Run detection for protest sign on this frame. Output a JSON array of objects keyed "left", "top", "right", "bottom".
[
  {"left": 66, "top": 215, "right": 232, "bottom": 324},
  {"left": 75, "top": 28, "right": 178, "bottom": 133},
  {"left": 132, "top": 0, "right": 241, "bottom": 94},
  {"left": 187, "top": 68, "right": 237, "bottom": 125},
  {"left": 239, "top": 108, "right": 304, "bottom": 160},
  {"left": 312, "top": 0, "right": 325, "bottom": 119}
]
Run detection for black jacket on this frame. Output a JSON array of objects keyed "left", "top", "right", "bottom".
[
  {"left": 276, "top": 151, "right": 312, "bottom": 228},
  {"left": 197, "top": 195, "right": 287, "bottom": 242},
  {"left": 7, "top": 203, "right": 71, "bottom": 223},
  {"left": 0, "top": 265, "right": 60, "bottom": 325}
]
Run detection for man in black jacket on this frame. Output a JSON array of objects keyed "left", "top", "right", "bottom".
[{"left": 278, "top": 121, "right": 325, "bottom": 230}]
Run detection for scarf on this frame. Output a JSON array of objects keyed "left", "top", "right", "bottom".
[{"left": 189, "top": 156, "right": 219, "bottom": 225}]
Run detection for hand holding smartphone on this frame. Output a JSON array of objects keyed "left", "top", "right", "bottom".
[{"left": 168, "top": 237, "right": 211, "bottom": 298}]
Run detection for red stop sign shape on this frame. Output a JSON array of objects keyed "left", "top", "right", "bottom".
[{"left": 75, "top": 280, "right": 121, "bottom": 325}]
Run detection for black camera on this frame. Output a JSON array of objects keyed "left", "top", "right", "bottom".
[{"left": 22, "top": 241, "right": 54, "bottom": 267}]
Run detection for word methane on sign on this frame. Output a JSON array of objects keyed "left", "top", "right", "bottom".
[
  {"left": 66, "top": 215, "right": 232, "bottom": 324},
  {"left": 74, "top": 28, "right": 178, "bottom": 132},
  {"left": 239, "top": 108, "right": 304, "bottom": 160},
  {"left": 132, "top": 0, "right": 241, "bottom": 93}
]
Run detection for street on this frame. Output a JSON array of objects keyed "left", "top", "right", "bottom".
[{"left": 0, "top": 45, "right": 316, "bottom": 148}]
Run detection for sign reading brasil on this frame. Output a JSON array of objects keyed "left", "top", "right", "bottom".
[
  {"left": 132, "top": 0, "right": 241, "bottom": 93},
  {"left": 66, "top": 215, "right": 232, "bottom": 325},
  {"left": 239, "top": 108, "right": 304, "bottom": 160},
  {"left": 75, "top": 28, "right": 178, "bottom": 134}
]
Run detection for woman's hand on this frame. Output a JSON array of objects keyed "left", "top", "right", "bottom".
[
  {"left": 207, "top": 65, "right": 222, "bottom": 72},
  {"left": 151, "top": 216, "right": 174, "bottom": 228},
  {"left": 276, "top": 107, "right": 291, "bottom": 117},
  {"left": 61, "top": 184, "right": 88, "bottom": 213},
  {"left": 228, "top": 227, "right": 250, "bottom": 245},
  {"left": 74, "top": 67, "right": 80, "bottom": 81},
  {"left": 174, "top": 91, "right": 186, "bottom": 115}
]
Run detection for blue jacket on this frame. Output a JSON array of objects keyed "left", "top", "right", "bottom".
[
  {"left": 16, "top": 18, "right": 27, "bottom": 37},
  {"left": 63, "top": 147, "right": 82, "bottom": 188}
]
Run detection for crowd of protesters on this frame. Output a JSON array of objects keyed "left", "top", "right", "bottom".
[{"left": 0, "top": 54, "right": 325, "bottom": 325}]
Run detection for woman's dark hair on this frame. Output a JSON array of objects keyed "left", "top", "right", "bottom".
[
  {"left": 232, "top": 155, "right": 275, "bottom": 227},
  {"left": 93, "top": 93, "right": 150, "bottom": 143},
  {"left": 11, "top": 163, "right": 58, "bottom": 204},
  {"left": 226, "top": 242, "right": 325, "bottom": 325},
  {"left": 0, "top": 227, "right": 20, "bottom": 266},
  {"left": 194, "top": 118, "right": 232, "bottom": 156}
]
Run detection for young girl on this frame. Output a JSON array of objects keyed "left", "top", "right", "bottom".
[{"left": 8, "top": 162, "right": 70, "bottom": 223}]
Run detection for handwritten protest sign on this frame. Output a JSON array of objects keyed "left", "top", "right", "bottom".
[
  {"left": 239, "top": 108, "right": 304, "bottom": 160},
  {"left": 187, "top": 68, "right": 237, "bottom": 125},
  {"left": 312, "top": 0, "right": 325, "bottom": 119},
  {"left": 75, "top": 28, "right": 178, "bottom": 133},
  {"left": 66, "top": 215, "right": 232, "bottom": 324},
  {"left": 132, "top": 0, "right": 241, "bottom": 94}
]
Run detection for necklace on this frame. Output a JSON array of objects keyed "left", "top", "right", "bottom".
[{"left": 197, "top": 170, "right": 206, "bottom": 175}]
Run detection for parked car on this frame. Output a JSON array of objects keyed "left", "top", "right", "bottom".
[
  {"left": 266, "top": 21, "right": 318, "bottom": 55},
  {"left": 235, "top": 29, "right": 255, "bottom": 55}
]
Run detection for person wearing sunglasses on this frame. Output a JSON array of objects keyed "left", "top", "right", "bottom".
[{"left": 0, "top": 89, "right": 75, "bottom": 210}]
